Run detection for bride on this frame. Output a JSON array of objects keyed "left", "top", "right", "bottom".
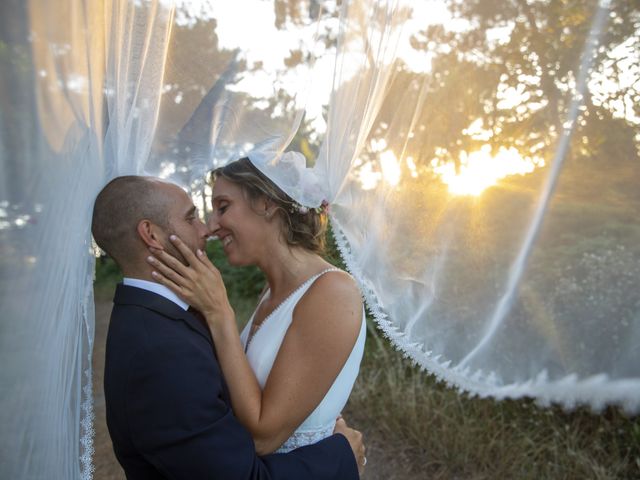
[{"left": 148, "top": 157, "right": 367, "bottom": 456}]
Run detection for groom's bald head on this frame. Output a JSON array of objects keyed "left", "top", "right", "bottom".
[{"left": 92, "top": 176, "right": 171, "bottom": 268}]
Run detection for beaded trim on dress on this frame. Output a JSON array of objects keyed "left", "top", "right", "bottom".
[{"left": 275, "top": 424, "right": 335, "bottom": 453}]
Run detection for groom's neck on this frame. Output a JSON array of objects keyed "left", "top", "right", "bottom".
[{"left": 121, "top": 261, "right": 155, "bottom": 282}]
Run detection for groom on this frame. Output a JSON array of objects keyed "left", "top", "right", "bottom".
[{"left": 91, "top": 175, "right": 364, "bottom": 479}]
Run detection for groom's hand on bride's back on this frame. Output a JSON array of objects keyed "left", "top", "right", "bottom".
[{"left": 334, "top": 416, "right": 366, "bottom": 475}]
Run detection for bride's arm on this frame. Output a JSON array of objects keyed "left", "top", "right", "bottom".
[
  {"left": 213, "top": 269, "right": 362, "bottom": 455},
  {"left": 148, "top": 236, "right": 363, "bottom": 455}
]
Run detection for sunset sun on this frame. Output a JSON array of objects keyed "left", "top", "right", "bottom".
[{"left": 433, "top": 146, "right": 544, "bottom": 196}]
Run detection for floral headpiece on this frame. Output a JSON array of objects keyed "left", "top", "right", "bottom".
[
  {"left": 247, "top": 150, "right": 329, "bottom": 211},
  {"left": 291, "top": 199, "right": 330, "bottom": 215}
]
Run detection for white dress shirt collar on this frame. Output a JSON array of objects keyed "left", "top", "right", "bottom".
[{"left": 123, "top": 277, "right": 189, "bottom": 311}]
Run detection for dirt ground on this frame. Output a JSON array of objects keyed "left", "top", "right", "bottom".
[{"left": 91, "top": 297, "right": 415, "bottom": 480}]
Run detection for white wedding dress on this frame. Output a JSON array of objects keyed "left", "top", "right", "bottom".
[{"left": 239, "top": 268, "right": 367, "bottom": 453}]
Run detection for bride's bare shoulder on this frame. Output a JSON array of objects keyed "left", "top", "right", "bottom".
[
  {"left": 314, "top": 268, "right": 360, "bottom": 299},
  {"left": 295, "top": 268, "right": 363, "bottom": 331}
]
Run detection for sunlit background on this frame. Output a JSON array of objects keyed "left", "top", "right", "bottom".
[
  {"left": 150, "top": 0, "right": 640, "bottom": 209},
  {"left": 1, "top": 2, "right": 639, "bottom": 478}
]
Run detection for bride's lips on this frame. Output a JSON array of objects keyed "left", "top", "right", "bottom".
[{"left": 217, "top": 232, "right": 233, "bottom": 251}]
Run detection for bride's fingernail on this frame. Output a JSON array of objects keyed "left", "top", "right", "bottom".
[
  {"left": 170, "top": 235, "right": 177, "bottom": 241},
  {"left": 151, "top": 271, "right": 158, "bottom": 277},
  {"left": 147, "top": 256, "right": 155, "bottom": 263},
  {"left": 197, "top": 249, "right": 203, "bottom": 256}
]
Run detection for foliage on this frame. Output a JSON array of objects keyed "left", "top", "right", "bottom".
[
  {"left": 94, "top": 255, "right": 123, "bottom": 292},
  {"left": 93, "top": 254, "right": 121, "bottom": 301},
  {"left": 371, "top": 0, "right": 639, "bottom": 173}
]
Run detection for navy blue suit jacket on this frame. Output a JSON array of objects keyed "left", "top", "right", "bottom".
[{"left": 104, "top": 284, "right": 359, "bottom": 479}]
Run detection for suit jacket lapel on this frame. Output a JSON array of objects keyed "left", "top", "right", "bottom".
[{"left": 114, "top": 284, "right": 213, "bottom": 343}]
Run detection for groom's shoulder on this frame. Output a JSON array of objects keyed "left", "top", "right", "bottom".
[
  {"left": 108, "top": 300, "right": 189, "bottom": 346},
  {"left": 111, "top": 284, "right": 183, "bottom": 326},
  {"left": 110, "top": 291, "right": 209, "bottom": 351},
  {"left": 106, "top": 304, "right": 218, "bottom": 395},
  {"left": 107, "top": 283, "right": 214, "bottom": 360}
]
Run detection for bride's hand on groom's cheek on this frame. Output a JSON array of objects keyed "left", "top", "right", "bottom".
[{"left": 146, "top": 236, "right": 233, "bottom": 324}]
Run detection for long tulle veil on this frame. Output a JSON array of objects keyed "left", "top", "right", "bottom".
[{"left": 0, "top": 0, "right": 638, "bottom": 477}]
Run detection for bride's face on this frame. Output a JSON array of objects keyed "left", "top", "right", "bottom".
[{"left": 208, "top": 177, "right": 275, "bottom": 266}]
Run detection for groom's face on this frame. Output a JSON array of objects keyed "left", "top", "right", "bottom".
[{"left": 158, "top": 183, "right": 209, "bottom": 264}]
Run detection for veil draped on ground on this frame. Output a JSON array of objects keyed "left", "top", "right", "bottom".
[{"left": 0, "top": 0, "right": 638, "bottom": 477}]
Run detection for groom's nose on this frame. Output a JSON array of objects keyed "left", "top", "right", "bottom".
[
  {"left": 197, "top": 219, "right": 211, "bottom": 238},
  {"left": 206, "top": 215, "right": 219, "bottom": 234}
]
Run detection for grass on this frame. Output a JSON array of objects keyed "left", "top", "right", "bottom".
[{"left": 345, "top": 323, "right": 640, "bottom": 479}]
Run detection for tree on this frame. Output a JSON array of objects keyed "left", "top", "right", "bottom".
[{"left": 374, "top": 0, "right": 639, "bottom": 176}]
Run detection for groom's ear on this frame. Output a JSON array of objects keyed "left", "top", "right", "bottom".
[{"left": 136, "top": 219, "right": 165, "bottom": 250}]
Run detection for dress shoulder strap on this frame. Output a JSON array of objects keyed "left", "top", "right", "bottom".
[
  {"left": 292, "top": 267, "right": 343, "bottom": 300},
  {"left": 309, "top": 267, "right": 342, "bottom": 282}
]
